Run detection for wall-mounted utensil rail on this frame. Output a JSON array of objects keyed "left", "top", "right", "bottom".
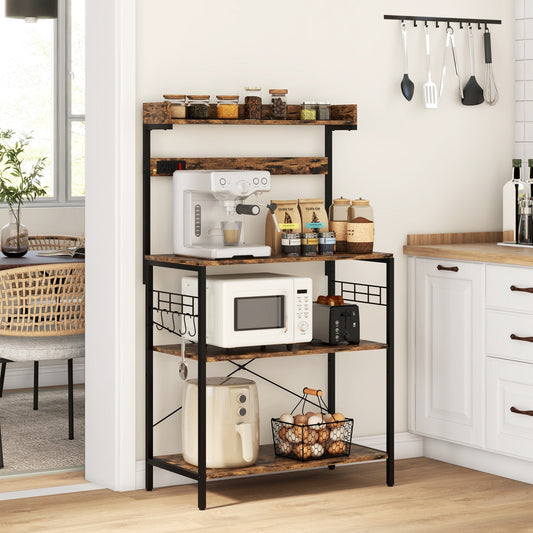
[{"left": 384, "top": 15, "right": 502, "bottom": 29}]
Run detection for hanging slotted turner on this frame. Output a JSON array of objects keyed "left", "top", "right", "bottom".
[
  {"left": 423, "top": 25, "right": 437, "bottom": 108},
  {"left": 462, "top": 25, "right": 484, "bottom": 105}
]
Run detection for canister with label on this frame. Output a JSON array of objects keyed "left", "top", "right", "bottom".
[
  {"left": 347, "top": 198, "right": 374, "bottom": 254},
  {"left": 328, "top": 197, "right": 350, "bottom": 252}
]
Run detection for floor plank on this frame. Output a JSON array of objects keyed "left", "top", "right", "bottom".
[
  {"left": 1, "top": 458, "right": 533, "bottom": 532},
  {"left": 0, "top": 470, "right": 86, "bottom": 494}
]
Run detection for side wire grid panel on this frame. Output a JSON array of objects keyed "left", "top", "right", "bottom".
[
  {"left": 335, "top": 280, "right": 387, "bottom": 307},
  {"left": 153, "top": 289, "right": 198, "bottom": 337}
]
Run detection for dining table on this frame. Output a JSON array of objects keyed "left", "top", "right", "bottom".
[{"left": 0, "top": 251, "right": 84, "bottom": 271}]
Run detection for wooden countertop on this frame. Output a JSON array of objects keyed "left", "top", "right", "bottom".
[{"left": 403, "top": 231, "right": 533, "bottom": 267}]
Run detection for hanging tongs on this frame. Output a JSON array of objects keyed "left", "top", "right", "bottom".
[{"left": 439, "top": 27, "right": 463, "bottom": 99}]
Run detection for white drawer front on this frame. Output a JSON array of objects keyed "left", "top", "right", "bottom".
[
  {"left": 487, "top": 357, "right": 533, "bottom": 460},
  {"left": 486, "top": 310, "right": 533, "bottom": 364},
  {"left": 487, "top": 264, "right": 533, "bottom": 313}
]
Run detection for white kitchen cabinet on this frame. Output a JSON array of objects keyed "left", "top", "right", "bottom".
[{"left": 414, "top": 258, "right": 485, "bottom": 446}]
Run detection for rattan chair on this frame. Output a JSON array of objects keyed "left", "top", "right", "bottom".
[
  {"left": 0, "top": 263, "right": 85, "bottom": 445},
  {"left": 27, "top": 234, "right": 82, "bottom": 251}
]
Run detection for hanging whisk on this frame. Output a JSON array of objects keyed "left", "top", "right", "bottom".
[{"left": 483, "top": 27, "right": 498, "bottom": 106}]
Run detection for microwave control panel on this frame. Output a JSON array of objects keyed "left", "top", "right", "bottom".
[{"left": 295, "top": 286, "right": 312, "bottom": 337}]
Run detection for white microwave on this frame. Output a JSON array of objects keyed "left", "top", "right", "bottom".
[{"left": 181, "top": 273, "right": 313, "bottom": 348}]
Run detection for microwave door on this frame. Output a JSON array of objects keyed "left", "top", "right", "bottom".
[{"left": 233, "top": 295, "right": 286, "bottom": 333}]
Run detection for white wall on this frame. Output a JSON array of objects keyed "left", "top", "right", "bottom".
[{"left": 136, "top": 0, "right": 514, "bottom": 466}]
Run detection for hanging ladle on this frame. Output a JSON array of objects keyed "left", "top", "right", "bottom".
[
  {"left": 462, "top": 25, "right": 484, "bottom": 105},
  {"left": 400, "top": 22, "right": 414, "bottom": 101}
]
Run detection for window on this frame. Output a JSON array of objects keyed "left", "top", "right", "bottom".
[{"left": 0, "top": 0, "right": 85, "bottom": 205}]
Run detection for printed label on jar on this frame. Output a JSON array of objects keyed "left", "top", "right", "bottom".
[
  {"left": 281, "top": 237, "right": 301, "bottom": 245},
  {"left": 279, "top": 223, "right": 300, "bottom": 230},
  {"left": 329, "top": 221, "right": 347, "bottom": 240},
  {"left": 305, "top": 222, "right": 326, "bottom": 229},
  {"left": 347, "top": 222, "right": 374, "bottom": 243},
  {"left": 318, "top": 236, "right": 336, "bottom": 245}
]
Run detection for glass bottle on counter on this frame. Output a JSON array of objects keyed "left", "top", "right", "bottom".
[
  {"left": 502, "top": 159, "right": 525, "bottom": 243},
  {"left": 163, "top": 94, "right": 186, "bottom": 119},
  {"left": 244, "top": 87, "right": 262, "bottom": 119},
  {"left": 329, "top": 197, "right": 351, "bottom": 252},
  {"left": 216, "top": 95, "right": 239, "bottom": 119},
  {"left": 518, "top": 198, "right": 533, "bottom": 244},
  {"left": 269, "top": 89, "right": 288, "bottom": 119},
  {"left": 186, "top": 95, "right": 210, "bottom": 119}
]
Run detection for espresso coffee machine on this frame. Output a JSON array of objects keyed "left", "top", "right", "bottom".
[{"left": 173, "top": 170, "right": 272, "bottom": 259}]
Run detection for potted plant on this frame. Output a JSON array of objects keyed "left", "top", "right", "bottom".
[{"left": 0, "top": 129, "right": 47, "bottom": 257}]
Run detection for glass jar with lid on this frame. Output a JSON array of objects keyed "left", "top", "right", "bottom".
[
  {"left": 300, "top": 101, "right": 316, "bottom": 121},
  {"left": 269, "top": 89, "right": 288, "bottom": 119},
  {"left": 244, "top": 87, "right": 262, "bottom": 119},
  {"left": 163, "top": 94, "right": 186, "bottom": 119},
  {"left": 347, "top": 198, "right": 374, "bottom": 254},
  {"left": 317, "top": 102, "right": 331, "bottom": 120},
  {"left": 328, "top": 197, "right": 351, "bottom": 252},
  {"left": 186, "top": 95, "right": 210, "bottom": 119},
  {"left": 216, "top": 95, "right": 239, "bottom": 119}
]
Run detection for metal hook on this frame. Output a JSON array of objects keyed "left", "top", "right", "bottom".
[
  {"left": 447, "top": 21, "right": 451, "bottom": 30},
  {"left": 435, "top": 20, "right": 439, "bottom": 28},
  {"left": 459, "top": 22, "right": 463, "bottom": 29},
  {"left": 478, "top": 22, "right": 481, "bottom": 30},
  {"left": 154, "top": 309, "right": 163, "bottom": 331},
  {"left": 171, "top": 311, "right": 177, "bottom": 334},
  {"left": 424, "top": 20, "right": 428, "bottom": 27},
  {"left": 178, "top": 314, "right": 188, "bottom": 336},
  {"left": 413, "top": 19, "right": 417, "bottom": 27},
  {"left": 485, "top": 23, "right": 488, "bottom": 32}
]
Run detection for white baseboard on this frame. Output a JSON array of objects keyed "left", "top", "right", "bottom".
[
  {"left": 135, "top": 431, "right": 423, "bottom": 490},
  {"left": 2, "top": 361, "right": 85, "bottom": 391},
  {"left": 423, "top": 437, "right": 533, "bottom": 485}
]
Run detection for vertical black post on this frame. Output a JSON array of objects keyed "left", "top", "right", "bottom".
[
  {"left": 0, "top": 422, "right": 3, "bottom": 469},
  {"left": 145, "top": 264, "right": 154, "bottom": 491},
  {"left": 386, "top": 257, "right": 395, "bottom": 486},
  {"left": 68, "top": 359, "right": 74, "bottom": 440},
  {"left": 143, "top": 126, "right": 152, "bottom": 283},
  {"left": 0, "top": 361, "right": 6, "bottom": 397},
  {"left": 324, "top": 126, "right": 333, "bottom": 209},
  {"left": 33, "top": 361, "right": 39, "bottom": 410},
  {"left": 197, "top": 266, "right": 207, "bottom": 510}
]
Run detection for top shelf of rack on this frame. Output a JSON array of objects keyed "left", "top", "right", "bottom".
[{"left": 143, "top": 102, "right": 357, "bottom": 126}]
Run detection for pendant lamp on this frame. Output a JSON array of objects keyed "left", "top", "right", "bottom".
[{"left": 5, "top": 0, "right": 58, "bottom": 22}]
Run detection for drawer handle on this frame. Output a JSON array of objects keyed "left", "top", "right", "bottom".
[
  {"left": 510, "top": 334, "right": 533, "bottom": 343},
  {"left": 510, "top": 406, "right": 533, "bottom": 417},
  {"left": 437, "top": 265, "right": 459, "bottom": 272},
  {"left": 510, "top": 285, "right": 533, "bottom": 294}
]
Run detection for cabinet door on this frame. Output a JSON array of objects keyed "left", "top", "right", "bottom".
[{"left": 414, "top": 258, "right": 484, "bottom": 446}]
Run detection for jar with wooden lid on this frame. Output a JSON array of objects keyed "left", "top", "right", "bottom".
[
  {"left": 328, "top": 197, "right": 350, "bottom": 252},
  {"left": 269, "top": 89, "right": 288, "bottom": 119},
  {"left": 347, "top": 198, "right": 374, "bottom": 254},
  {"left": 186, "top": 95, "right": 210, "bottom": 119},
  {"left": 244, "top": 87, "right": 262, "bottom": 119},
  {"left": 216, "top": 95, "right": 239, "bottom": 119},
  {"left": 163, "top": 94, "right": 186, "bottom": 119}
]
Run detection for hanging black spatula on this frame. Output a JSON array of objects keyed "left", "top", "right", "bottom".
[{"left": 462, "top": 25, "right": 484, "bottom": 105}]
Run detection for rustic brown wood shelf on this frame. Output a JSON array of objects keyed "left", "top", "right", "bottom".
[
  {"left": 146, "top": 252, "right": 392, "bottom": 267},
  {"left": 154, "top": 339, "right": 387, "bottom": 362},
  {"left": 154, "top": 444, "right": 387, "bottom": 481}
]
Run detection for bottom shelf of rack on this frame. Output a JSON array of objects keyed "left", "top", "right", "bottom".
[{"left": 154, "top": 443, "right": 387, "bottom": 481}]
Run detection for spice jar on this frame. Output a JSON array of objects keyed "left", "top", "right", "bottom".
[
  {"left": 347, "top": 198, "right": 374, "bottom": 254},
  {"left": 163, "top": 94, "right": 186, "bottom": 119},
  {"left": 300, "top": 232, "right": 318, "bottom": 256},
  {"left": 317, "top": 102, "right": 331, "bottom": 120},
  {"left": 186, "top": 95, "right": 210, "bottom": 119},
  {"left": 329, "top": 197, "right": 350, "bottom": 252},
  {"left": 216, "top": 95, "right": 239, "bottom": 119},
  {"left": 300, "top": 101, "right": 316, "bottom": 121},
  {"left": 269, "top": 89, "right": 288, "bottom": 119},
  {"left": 281, "top": 232, "right": 301, "bottom": 256},
  {"left": 318, "top": 232, "right": 335, "bottom": 255},
  {"left": 244, "top": 87, "right": 262, "bottom": 119}
]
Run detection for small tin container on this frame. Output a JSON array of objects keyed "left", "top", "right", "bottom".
[
  {"left": 300, "top": 232, "right": 318, "bottom": 256},
  {"left": 318, "top": 232, "right": 336, "bottom": 255},
  {"left": 281, "top": 233, "right": 301, "bottom": 256}
]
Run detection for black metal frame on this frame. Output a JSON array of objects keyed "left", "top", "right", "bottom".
[
  {"left": 143, "top": 120, "right": 394, "bottom": 509},
  {"left": 383, "top": 14, "right": 502, "bottom": 29}
]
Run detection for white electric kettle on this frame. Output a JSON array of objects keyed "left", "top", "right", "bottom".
[{"left": 182, "top": 377, "right": 259, "bottom": 468}]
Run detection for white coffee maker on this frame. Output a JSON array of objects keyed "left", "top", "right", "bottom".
[{"left": 173, "top": 170, "right": 272, "bottom": 259}]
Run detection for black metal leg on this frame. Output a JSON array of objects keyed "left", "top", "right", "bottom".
[
  {"left": 33, "top": 361, "right": 39, "bottom": 410},
  {"left": 198, "top": 267, "right": 207, "bottom": 510},
  {"left": 0, "top": 361, "right": 6, "bottom": 397},
  {"left": 386, "top": 257, "right": 395, "bottom": 487},
  {"left": 0, "top": 423, "right": 3, "bottom": 469},
  {"left": 68, "top": 359, "right": 74, "bottom": 440},
  {"left": 145, "top": 264, "right": 154, "bottom": 492}
]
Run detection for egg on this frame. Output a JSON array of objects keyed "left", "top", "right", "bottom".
[
  {"left": 327, "top": 440, "right": 347, "bottom": 456},
  {"left": 293, "top": 444, "right": 312, "bottom": 460},
  {"left": 323, "top": 413, "right": 333, "bottom": 424},
  {"left": 279, "top": 413, "right": 294, "bottom": 428},
  {"left": 278, "top": 427, "right": 288, "bottom": 441},
  {"left": 307, "top": 414, "right": 325, "bottom": 429},
  {"left": 329, "top": 427, "right": 347, "bottom": 441},
  {"left": 293, "top": 414, "right": 308, "bottom": 425},
  {"left": 304, "top": 411, "right": 316, "bottom": 419},
  {"left": 303, "top": 429, "right": 318, "bottom": 445},
  {"left": 310, "top": 442, "right": 324, "bottom": 457},
  {"left": 286, "top": 428, "right": 302, "bottom": 443},
  {"left": 277, "top": 440, "right": 292, "bottom": 455},
  {"left": 329, "top": 413, "right": 346, "bottom": 428},
  {"left": 317, "top": 427, "right": 330, "bottom": 444}
]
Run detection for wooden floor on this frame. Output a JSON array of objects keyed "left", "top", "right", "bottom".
[
  {"left": 1, "top": 458, "right": 533, "bottom": 532},
  {"left": 0, "top": 470, "right": 86, "bottom": 494}
]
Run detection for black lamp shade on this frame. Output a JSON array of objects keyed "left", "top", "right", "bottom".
[{"left": 6, "top": 0, "right": 58, "bottom": 19}]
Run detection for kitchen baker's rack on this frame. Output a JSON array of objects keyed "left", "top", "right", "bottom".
[{"left": 142, "top": 101, "right": 394, "bottom": 510}]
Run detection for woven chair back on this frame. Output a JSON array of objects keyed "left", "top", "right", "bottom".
[
  {"left": 0, "top": 263, "right": 85, "bottom": 336},
  {"left": 28, "top": 235, "right": 82, "bottom": 251}
]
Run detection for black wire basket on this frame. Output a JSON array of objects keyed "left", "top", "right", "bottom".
[{"left": 271, "top": 387, "right": 354, "bottom": 462}]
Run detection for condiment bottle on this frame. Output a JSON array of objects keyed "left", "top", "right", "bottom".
[
  {"left": 163, "top": 94, "right": 186, "bottom": 119},
  {"left": 503, "top": 159, "right": 525, "bottom": 243},
  {"left": 518, "top": 198, "right": 533, "bottom": 244},
  {"left": 186, "top": 95, "right": 210, "bottom": 119},
  {"left": 244, "top": 87, "right": 262, "bottom": 119},
  {"left": 347, "top": 198, "right": 374, "bottom": 254},
  {"left": 216, "top": 95, "right": 239, "bottom": 119},
  {"left": 269, "top": 89, "right": 288, "bottom": 119},
  {"left": 329, "top": 197, "right": 350, "bottom": 252},
  {"left": 300, "top": 102, "right": 316, "bottom": 121}
]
